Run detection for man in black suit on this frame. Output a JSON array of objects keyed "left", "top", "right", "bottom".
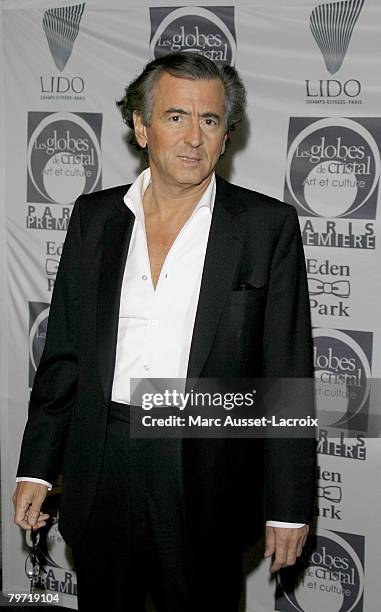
[{"left": 13, "top": 52, "right": 315, "bottom": 611}]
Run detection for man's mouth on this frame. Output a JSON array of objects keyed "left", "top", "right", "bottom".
[{"left": 178, "top": 155, "right": 202, "bottom": 162}]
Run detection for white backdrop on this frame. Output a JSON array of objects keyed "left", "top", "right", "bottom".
[{"left": 1, "top": 1, "right": 380, "bottom": 610}]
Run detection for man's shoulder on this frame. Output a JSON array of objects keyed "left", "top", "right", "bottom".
[
  {"left": 216, "top": 175, "right": 295, "bottom": 221},
  {"left": 76, "top": 183, "right": 130, "bottom": 208},
  {"left": 74, "top": 183, "right": 131, "bottom": 226}
]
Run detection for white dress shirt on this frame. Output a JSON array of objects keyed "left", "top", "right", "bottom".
[
  {"left": 18, "top": 168, "right": 304, "bottom": 528},
  {"left": 111, "top": 167, "right": 214, "bottom": 404}
]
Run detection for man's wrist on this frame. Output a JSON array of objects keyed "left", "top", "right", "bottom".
[
  {"left": 16, "top": 477, "right": 53, "bottom": 491},
  {"left": 266, "top": 520, "right": 305, "bottom": 528}
]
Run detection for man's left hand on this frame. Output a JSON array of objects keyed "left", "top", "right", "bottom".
[{"left": 264, "top": 525, "right": 309, "bottom": 573}]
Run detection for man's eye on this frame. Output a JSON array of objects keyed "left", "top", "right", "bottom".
[
  {"left": 204, "top": 118, "right": 217, "bottom": 126},
  {"left": 169, "top": 115, "right": 182, "bottom": 122}
]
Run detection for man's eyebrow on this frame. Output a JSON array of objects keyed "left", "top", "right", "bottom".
[
  {"left": 199, "top": 111, "right": 221, "bottom": 122},
  {"left": 164, "top": 108, "right": 222, "bottom": 121},
  {"left": 164, "top": 108, "right": 189, "bottom": 115}
]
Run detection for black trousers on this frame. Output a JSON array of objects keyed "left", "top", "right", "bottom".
[{"left": 71, "top": 401, "right": 243, "bottom": 612}]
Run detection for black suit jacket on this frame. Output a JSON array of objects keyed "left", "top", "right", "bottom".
[{"left": 17, "top": 175, "right": 316, "bottom": 551}]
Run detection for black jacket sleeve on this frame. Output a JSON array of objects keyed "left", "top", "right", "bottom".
[
  {"left": 16, "top": 196, "right": 83, "bottom": 484},
  {"left": 262, "top": 204, "right": 316, "bottom": 524}
]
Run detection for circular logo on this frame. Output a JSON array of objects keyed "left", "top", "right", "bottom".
[
  {"left": 277, "top": 530, "right": 364, "bottom": 612},
  {"left": 150, "top": 7, "right": 236, "bottom": 65},
  {"left": 31, "top": 493, "right": 74, "bottom": 570},
  {"left": 286, "top": 118, "right": 380, "bottom": 217},
  {"left": 29, "top": 307, "right": 50, "bottom": 375},
  {"left": 313, "top": 328, "right": 371, "bottom": 430},
  {"left": 27, "top": 113, "right": 101, "bottom": 205}
]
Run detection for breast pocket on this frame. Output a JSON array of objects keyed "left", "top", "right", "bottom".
[
  {"left": 225, "top": 285, "right": 267, "bottom": 307},
  {"left": 212, "top": 285, "right": 267, "bottom": 376}
]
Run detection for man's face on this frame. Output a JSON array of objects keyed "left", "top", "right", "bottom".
[{"left": 134, "top": 73, "right": 227, "bottom": 189}]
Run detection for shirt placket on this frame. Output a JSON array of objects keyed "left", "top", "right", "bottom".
[{"left": 138, "top": 205, "right": 204, "bottom": 378}]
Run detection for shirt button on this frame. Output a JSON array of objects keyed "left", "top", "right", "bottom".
[
  {"left": 143, "top": 364, "right": 150, "bottom": 371},
  {"left": 142, "top": 274, "right": 148, "bottom": 280},
  {"left": 152, "top": 319, "right": 158, "bottom": 326}
]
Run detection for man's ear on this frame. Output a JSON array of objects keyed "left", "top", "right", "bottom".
[
  {"left": 221, "top": 132, "right": 228, "bottom": 156},
  {"left": 133, "top": 111, "right": 148, "bottom": 148}
]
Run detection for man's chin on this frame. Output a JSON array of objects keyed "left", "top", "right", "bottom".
[{"left": 172, "top": 167, "right": 213, "bottom": 187}]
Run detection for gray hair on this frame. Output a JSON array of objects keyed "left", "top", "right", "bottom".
[{"left": 116, "top": 52, "right": 246, "bottom": 151}]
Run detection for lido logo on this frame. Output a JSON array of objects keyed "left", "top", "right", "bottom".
[
  {"left": 310, "top": 0, "right": 364, "bottom": 75},
  {"left": 149, "top": 6, "right": 236, "bottom": 65},
  {"left": 43, "top": 3, "right": 85, "bottom": 72},
  {"left": 306, "top": 0, "right": 364, "bottom": 101}
]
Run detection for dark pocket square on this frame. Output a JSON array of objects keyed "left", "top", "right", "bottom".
[
  {"left": 235, "top": 282, "right": 266, "bottom": 291},
  {"left": 237, "top": 283, "right": 254, "bottom": 291},
  {"left": 227, "top": 284, "right": 267, "bottom": 306}
]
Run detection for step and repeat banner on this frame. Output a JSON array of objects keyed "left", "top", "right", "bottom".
[{"left": 0, "top": 0, "right": 380, "bottom": 610}]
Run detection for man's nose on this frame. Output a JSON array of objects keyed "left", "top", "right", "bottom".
[{"left": 184, "top": 120, "right": 203, "bottom": 147}]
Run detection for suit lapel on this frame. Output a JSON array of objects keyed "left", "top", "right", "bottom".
[
  {"left": 186, "top": 176, "right": 247, "bottom": 382},
  {"left": 97, "top": 191, "right": 134, "bottom": 401}
]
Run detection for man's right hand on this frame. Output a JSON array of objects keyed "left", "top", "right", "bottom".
[{"left": 12, "top": 482, "right": 50, "bottom": 531}]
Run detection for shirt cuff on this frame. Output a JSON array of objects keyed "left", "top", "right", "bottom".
[
  {"left": 16, "top": 477, "right": 53, "bottom": 491},
  {"left": 266, "top": 520, "right": 305, "bottom": 528}
]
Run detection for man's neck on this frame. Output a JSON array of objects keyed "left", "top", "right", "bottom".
[{"left": 143, "top": 168, "right": 213, "bottom": 222}]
